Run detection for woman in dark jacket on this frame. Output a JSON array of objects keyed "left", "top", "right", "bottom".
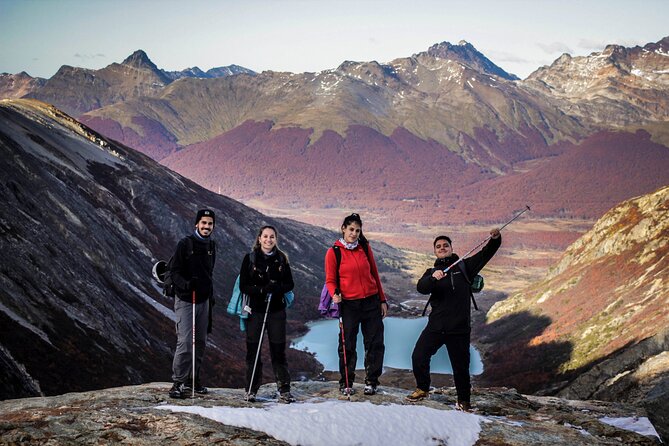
[
  {"left": 406, "top": 228, "right": 501, "bottom": 411},
  {"left": 239, "top": 225, "right": 295, "bottom": 403}
]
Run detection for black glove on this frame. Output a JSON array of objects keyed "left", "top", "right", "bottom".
[
  {"left": 263, "top": 280, "right": 281, "bottom": 295},
  {"left": 188, "top": 277, "right": 198, "bottom": 291}
]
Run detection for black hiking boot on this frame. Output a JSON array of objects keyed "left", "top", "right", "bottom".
[
  {"left": 184, "top": 378, "right": 209, "bottom": 395},
  {"left": 192, "top": 381, "right": 208, "bottom": 394},
  {"left": 279, "top": 391, "right": 296, "bottom": 403},
  {"left": 169, "top": 382, "right": 186, "bottom": 399},
  {"left": 455, "top": 401, "right": 472, "bottom": 412},
  {"left": 363, "top": 384, "right": 377, "bottom": 395}
]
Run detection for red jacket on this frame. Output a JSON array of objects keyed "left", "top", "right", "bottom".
[{"left": 325, "top": 240, "right": 387, "bottom": 302}]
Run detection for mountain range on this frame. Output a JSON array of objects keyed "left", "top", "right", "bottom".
[
  {"left": 84, "top": 38, "right": 669, "bottom": 229},
  {"left": 0, "top": 50, "right": 255, "bottom": 117},
  {"left": 2, "top": 39, "right": 668, "bottom": 231},
  {"left": 525, "top": 36, "right": 669, "bottom": 126}
]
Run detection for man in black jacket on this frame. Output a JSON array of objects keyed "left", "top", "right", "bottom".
[
  {"left": 406, "top": 228, "right": 501, "bottom": 410},
  {"left": 168, "top": 209, "right": 216, "bottom": 399}
]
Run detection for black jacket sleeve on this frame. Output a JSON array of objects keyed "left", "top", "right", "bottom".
[
  {"left": 464, "top": 235, "right": 502, "bottom": 277},
  {"left": 417, "top": 268, "right": 436, "bottom": 295}
]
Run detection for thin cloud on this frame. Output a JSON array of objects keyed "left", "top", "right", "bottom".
[
  {"left": 73, "top": 53, "right": 106, "bottom": 61},
  {"left": 577, "top": 38, "right": 609, "bottom": 52},
  {"left": 488, "top": 51, "right": 531, "bottom": 64},
  {"left": 537, "top": 42, "right": 573, "bottom": 54}
]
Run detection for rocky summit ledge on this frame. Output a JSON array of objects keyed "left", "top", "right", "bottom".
[{"left": 0, "top": 382, "right": 660, "bottom": 445}]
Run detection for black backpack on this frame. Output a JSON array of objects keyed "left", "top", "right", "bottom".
[{"left": 162, "top": 238, "right": 193, "bottom": 297}]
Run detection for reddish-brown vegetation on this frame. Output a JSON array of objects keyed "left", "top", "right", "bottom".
[{"left": 163, "top": 122, "right": 669, "bottom": 230}]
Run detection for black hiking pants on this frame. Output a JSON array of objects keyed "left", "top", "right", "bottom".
[
  {"left": 412, "top": 329, "right": 471, "bottom": 403},
  {"left": 245, "top": 309, "right": 291, "bottom": 394},
  {"left": 338, "top": 294, "right": 385, "bottom": 388}
]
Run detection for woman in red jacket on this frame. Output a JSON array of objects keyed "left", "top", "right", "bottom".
[{"left": 325, "top": 213, "right": 388, "bottom": 396}]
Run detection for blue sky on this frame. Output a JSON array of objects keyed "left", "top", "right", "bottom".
[{"left": 1, "top": 0, "right": 667, "bottom": 79}]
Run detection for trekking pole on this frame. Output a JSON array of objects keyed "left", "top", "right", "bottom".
[
  {"left": 246, "top": 293, "right": 273, "bottom": 401},
  {"left": 338, "top": 317, "right": 351, "bottom": 401},
  {"left": 442, "top": 205, "right": 530, "bottom": 274},
  {"left": 421, "top": 205, "right": 530, "bottom": 316},
  {"left": 336, "top": 288, "right": 351, "bottom": 401},
  {"left": 192, "top": 289, "right": 196, "bottom": 398}
]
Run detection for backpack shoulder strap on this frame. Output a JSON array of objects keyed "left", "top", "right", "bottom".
[
  {"left": 457, "top": 261, "right": 479, "bottom": 311},
  {"left": 360, "top": 240, "right": 370, "bottom": 257},
  {"left": 248, "top": 250, "right": 257, "bottom": 273},
  {"left": 333, "top": 245, "right": 342, "bottom": 289},
  {"left": 276, "top": 249, "right": 288, "bottom": 271},
  {"left": 359, "top": 240, "right": 374, "bottom": 276},
  {"left": 207, "top": 239, "right": 216, "bottom": 266},
  {"left": 185, "top": 236, "right": 194, "bottom": 257},
  {"left": 457, "top": 262, "right": 471, "bottom": 284}
]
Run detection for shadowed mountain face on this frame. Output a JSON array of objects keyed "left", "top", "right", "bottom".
[{"left": 0, "top": 99, "right": 410, "bottom": 400}]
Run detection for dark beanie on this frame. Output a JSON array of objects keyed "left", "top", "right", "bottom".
[{"left": 195, "top": 209, "right": 215, "bottom": 225}]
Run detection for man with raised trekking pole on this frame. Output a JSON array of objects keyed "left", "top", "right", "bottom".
[
  {"left": 168, "top": 209, "right": 217, "bottom": 399},
  {"left": 406, "top": 228, "right": 501, "bottom": 411}
]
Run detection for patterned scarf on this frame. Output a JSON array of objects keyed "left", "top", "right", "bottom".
[{"left": 339, "top": 238, "right": 359, "bottom": 250}]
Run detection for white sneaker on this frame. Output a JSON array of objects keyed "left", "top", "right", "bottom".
[{"left": 363, "top": 385, "right": 377, "bottom": 395}]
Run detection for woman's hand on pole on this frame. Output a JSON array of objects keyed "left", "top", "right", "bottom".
[
  {"left": 332, "top": 292, "right": 342, "bottom": 304},
  {"left": 490, "top": 228, "right": 501, "bottom": 239},
  {"left": 432, "top": 270, "right": 445, "bottom": 280}
]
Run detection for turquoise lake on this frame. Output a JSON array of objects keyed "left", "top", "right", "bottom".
[{"left": 291, "top": 317, "right": 483, "bottom": 374}]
